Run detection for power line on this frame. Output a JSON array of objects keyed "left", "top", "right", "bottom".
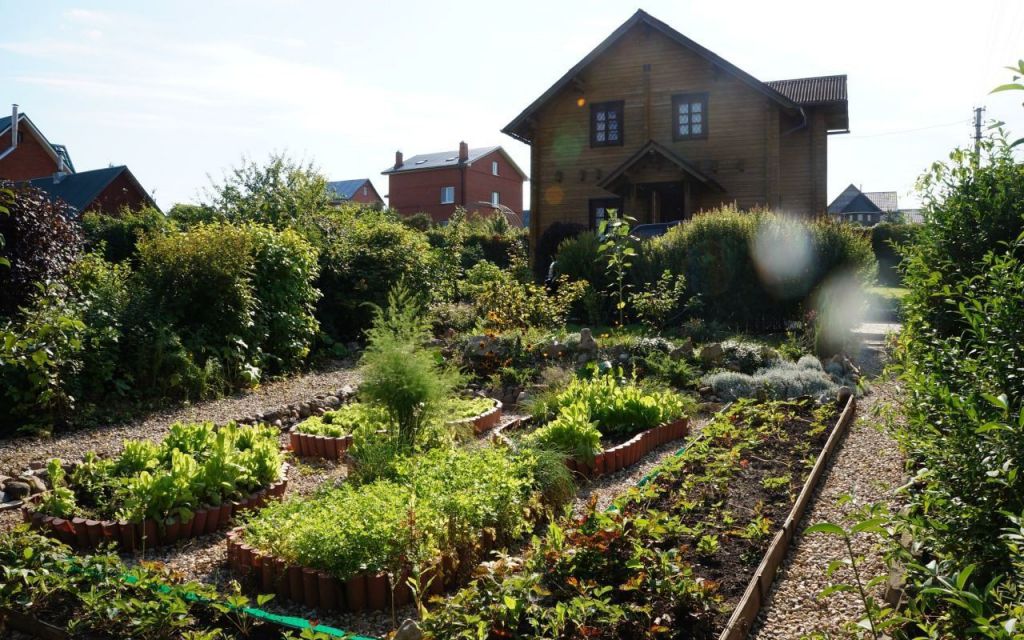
[{"left": 844, "top": 119, "right": 969, "bottom": 139}]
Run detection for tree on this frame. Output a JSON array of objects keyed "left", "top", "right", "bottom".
[{"left": 204, "top": 153, "right": 331, "bottom": 229}]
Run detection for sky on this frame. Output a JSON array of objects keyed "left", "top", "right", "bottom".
[{"left": 2, "top": 0, "right": 1023, "bottom": 211}]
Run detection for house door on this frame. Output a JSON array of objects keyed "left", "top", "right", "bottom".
[{"left": 649, "top": 182, "right": 686, "bottom": 222}]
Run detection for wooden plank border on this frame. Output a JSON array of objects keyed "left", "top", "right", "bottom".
[{"left": 717, "top": 394, "right": 857, "bottom": 640}]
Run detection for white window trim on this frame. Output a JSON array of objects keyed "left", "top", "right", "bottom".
[
  {"left": 491, "top": 191, "right": 500, "bottom": 206},
  {"left": 441, "top": 186, "right": 455, "bottom": 204},
  {"left": 492, "top": 160, "right": 499, "bottom": 176}
]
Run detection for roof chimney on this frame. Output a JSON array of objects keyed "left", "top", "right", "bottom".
[
  {"left": 458, "top": 141, "right": 468, "bottom": 162},
  {"left": 394, "top": 150, "right": 403, "bottom": 169},
  {"left": 10, "top": 104, "right": 19, "bottom": 150}
]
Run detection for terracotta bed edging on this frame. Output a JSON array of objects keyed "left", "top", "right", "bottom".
[
  {"left": 225, "top": 525, "right": 495, "bottom": 613},
  {"left": 447, "top": 399, "right": 503, "bottom": 435},
  {"left": 21, "top": 465, "right": 290, "bottom": 553},
  {"left": 289, "top": 428, "right": 353, "bottom": 461},
  {"left": 565, "top": 417, "right": 690, "bottom": 478},
  {"left": 717, "top": 395, "right": 857, "bottom": 640}
]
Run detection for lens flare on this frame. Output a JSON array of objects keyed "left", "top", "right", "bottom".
[
  {"left": 751, "top": 218, "right": 814, "bottom": 299},
  {"left": 811, "top": 270, "right": 867, "bottom": 355}
]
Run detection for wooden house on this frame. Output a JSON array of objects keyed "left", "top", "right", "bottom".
[{"left": 503, "top": 10, "right": 849, "bottom": 248}]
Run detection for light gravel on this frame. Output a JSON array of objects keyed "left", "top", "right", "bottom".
[
  {"left": 750, "top": 379, "right": 906, "bottom": 640},
  {"left": 0, "top": 359, "right": 359, "bottom": 476}
]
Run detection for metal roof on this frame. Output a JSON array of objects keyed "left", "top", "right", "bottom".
[
  {"left": 765, "top": 75, "right": 847, "bottom": 105},
  {"left": 381, "top": 146, "right": 527, "bottom": 179},
  {"left": 828, "top": 184, "right": 897, "bottom": 214},
  {"left": 326, "top": 178, "right": 370, "bottom": 200},
  {"left": 27, "top": 166, "right": 137, "bottom": 212}
]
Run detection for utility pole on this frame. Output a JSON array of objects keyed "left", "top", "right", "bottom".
[{"left": 973, "top": 106, "right": 986, "bottom": 160}]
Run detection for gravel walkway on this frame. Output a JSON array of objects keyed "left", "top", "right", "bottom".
[
  {"left": 749, "top": 379, "right": 905, "bottom": 639},
  {"left": 0, "top": 359, "right": 359, "bottom": 476}
]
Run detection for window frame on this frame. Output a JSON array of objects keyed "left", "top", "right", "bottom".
[
  {"left": 671, "top": 92, "right": 709, "bottom": 141},
  {"left": 440, "top": 186, "right": 455, "bottom": 204},
  {"left": 491, "top": 191, "right": 500, "bottom": 206},
  {"left": 588, "top": 197, "right": 623, "bottom": 229},
  {"left": 590, "top": 100, "right": 625, "bottom": 148},
  {"left": 491, "top": 160, "right": 499, "bottom": 176}
]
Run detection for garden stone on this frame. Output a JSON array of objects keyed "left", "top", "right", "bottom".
[
  {"left": 3, "top": 481, "right": 30, "bottom": 500},
  {"left": 545, "top": 341, "right": 568, "bottom": 358},
  {"left": 19, "top": 475, "right": 47, "bottom": 494},
  {"left": 467, "top": 335, "right": 503, "bottom": 358},
  {"left": 837, "top": 386, "right": 853, "bottom": 405},
  {"left": 578, "top": 328, "right": 598, "bottom": 353},
  {"left": 298, "top": 403, "right": 312, "bottom": 418},
  {"left": 700, "top": 343, "right": 724, "bottom": 365},
  {"left": 394, "top": 619, "right": 423, "bottom": 640},
  {"left": 324, "top": 395, "right": 341, "bottom": 408},
  {"left": 670, "top": 338, "right": 694, "bottom": 361},
  {"left": 576, "top": 353, "right": 591, "bottom": 365}
]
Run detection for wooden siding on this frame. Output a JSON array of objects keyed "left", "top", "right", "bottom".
[{"left": 527, "top": 23, "right": 830, "bottom": 245}]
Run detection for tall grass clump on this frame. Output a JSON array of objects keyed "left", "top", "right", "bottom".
[{"left": 358, "top": 283, "right": 463, "bottom": 448}]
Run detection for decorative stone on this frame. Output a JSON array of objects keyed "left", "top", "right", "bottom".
[
  {"left": 578, "top": 328, "right": 598, "bottom": 353},
  {"left": 19, "top": 475, "right": 47, "bottom": 494},
  {"left": 466, "top": 335, "right": 503, "bottom": 358},
  {"left": 3, "top": 481, "right": 30, "bottom": 500},
  {"left": 699, "top": 343, "right": 724, "bottom": 365},
  {"left": 670, "top": 338, "right": 694, "bottom": 361},
  {"left": 324, "top": 395, "right": 340, "bottom": 408},
  {"left": 837, "top": 386, "right": 853, "bottom": 405},
  {"left": 394, "top": 618, "right": 424, "bottom": 640}
]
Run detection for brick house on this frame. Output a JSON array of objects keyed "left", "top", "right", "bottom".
[
  {"left": 503, "top": 10, "right": 849, "bottom": 250},
  {"left": 381, "top": 141, "right": 527, "bottom": 222},
  {"left": 326, "top": 178, "right": 384, "bottom": 206},
  {"left": 1, "top": 104, "right": 156, "bottom": 215}
]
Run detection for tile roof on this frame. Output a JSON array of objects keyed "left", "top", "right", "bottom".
[
  {"left": 765, "top": 75, "right": 847, "bottom": 105},
  {"left": 1, "top": 113, "right": 76, "bottom": 172},
  {"left": 326, "top": 178, "right": 370, "bottom": 200},
  {"left": 382, "top": 146, "right": 500, "bottom": 174},
  {"left": 28, "top": 166, "right": 128, "bottom": 212},
  {"left": 827, "top": 184, "right": 897, "bottom": 214},
  {"left": 863, "top": 191, "right": 898, "bottom": 211}
]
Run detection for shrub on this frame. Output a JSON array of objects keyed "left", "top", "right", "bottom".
[
  {"left": 400, "top": 212, "right": 433, "bottom": 232},
  {"left": 535, "top": 221, "right": 585, "bottom": 280},
  {"left": 871, "top": 222, "right": 918, "bottom": 286},
  {"left": 554, "top": 231, "right": 605, "bottom": 289},
  {"left": 205, "top": 153, "right": 331, "bottom": 229},
  {"left": 652, "top": 207, "right": 875, "bottom": 325},
  {"left": 475, "top": 276, "right": 586, "bottom": 331},
  {"left": 80, "top": 207, "right": 171, "bottom": 264},
  {"left": 316, "top": 209, "right": 433, "bottom": 338},
  {"left": 0, "top": 184, "right": 82, "bottom": 316},
  {"left": 702, "top": 359, "right": 837, "bottom": 401},
  {"left": 358, "top": 285, "right": 463, "bottom": 447},
  {"left": 428, "top": 301, "right": 477, "bottom": 334}
]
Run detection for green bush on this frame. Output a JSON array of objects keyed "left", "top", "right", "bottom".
[
  {"left": 315, "top": 209, "right": 433, "bottom": 338},
  {"left": 0, "top": 184, "right": 82, "bottom": 317},
  {"left": 870, "top": 222, "right": 918, "bottom": 286},
  {"left": 526, "top": 402, "right": 602, "bottom": 463},
  {"left": 80, "top": 207, "right": 171, "bottom": 264},
  {"left": 652, "top": 207, "right": 875, "bottom": 325},
  {"left": 205, "top": 153, "right": 331, "bottom": 229}
]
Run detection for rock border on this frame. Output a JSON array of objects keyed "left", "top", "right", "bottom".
[
  {"left": 565, "top": 417, "right": 690, "bottom": 477},
  {"left": 21, "top": 465, "right": 289, "bottom": 552},
  {"left": 446, "top": 399, "right": 503, "bottom": 435},
  {"left": 717, "top": 394, "right": 857, "bottom": 640}
]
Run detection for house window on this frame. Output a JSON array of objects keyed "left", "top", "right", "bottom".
[
  {"left": 441, "top": 186, "right": 455, "bottom": 204},
  {"left": 672, "top": 93, "right": 708, "bottom": 140},
  {"left": 491, "top": 191, "right": 500, "bottom": 206},
  {"left": 492, "top": 161, "right": 499, "bottom": 176},
  {"left": 589, "top": 197, "right": 622, "bottom": 229},
  {"left": 590, "top": 100, "right": 624, "bottom": 147},
  {"left": 362, "top": 186, "right": 368, "bottom": 196}
]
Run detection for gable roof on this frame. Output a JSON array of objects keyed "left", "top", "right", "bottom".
[
  {"left": 598, "top": 139, "right": 724, "bottom": 192},
  {"left": 327, "top": 178, "right": 373, "bottom": 200},
  {"left": 828, "top": 184, "right": 897, "bottom": 214},
  {"left": 382, "top": 146, "right": 527, "bottom": 179},
  {"left": 0, "top": 113, "right": 76, "bottom": 172},
  {"left": 503, "top": 9, "right": 812, "bottom": 144},
  {"left": 27, "top": 165, "right": 154, "bottom": 213},
  {"left": 765, "top": 75, "right": 847, "bottom": 105}
]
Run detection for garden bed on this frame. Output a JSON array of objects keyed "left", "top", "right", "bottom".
[
  {"left": 446, "top": 398, "right": 502, "bottom": 435},
  {"left": 564, "top": 417, "right": 689, "bottom": 476},
  {"left": 420, "top": 396, "right": 852, "bottom": 639},
  {"left": 22, "top": 471, "right": 288, "bottom": 552},
  {"left": 20, "top": 422, "right": 286, "bottom": 551}
]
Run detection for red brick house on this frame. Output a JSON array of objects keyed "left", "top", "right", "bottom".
[
  {"left": 381, "top": 141, "right": 527, "bottom": 222},
  {"left": 326, "top": 178, "right": 384, "bottom": 206},
  {"left": 1, "top": 104, "right": 156, "bottom": 215},
  {"left": 0, "top": 105, "right": 75, "bottom": 182}
]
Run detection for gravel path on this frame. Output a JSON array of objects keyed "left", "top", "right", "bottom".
[
  {"left": 0, "top": 359, "right": 359, "bottom": 476},
  {"left": 749, "top": 379, "right": 905, "bottom": 639}
]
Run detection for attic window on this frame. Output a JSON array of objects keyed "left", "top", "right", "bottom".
[
  {"left": 415, "top": 159, "right": 429, "bottom": 165},
  {"left": 672, "top": 93, "right": 708, "bottom": 140},
  {"left": 590, "top": 101, "right": 624, "bottom": 147},
  {"left": 445, "top": 157, "right": 457, "bottom": 162}
]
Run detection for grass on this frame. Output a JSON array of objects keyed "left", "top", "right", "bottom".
[{"left": 867, "top": 286, "right": 909, "bottom": 300}]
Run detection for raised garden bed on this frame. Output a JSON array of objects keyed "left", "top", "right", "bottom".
[
  {"left": 565, "top": 416, "right": 689, "bottom": 476},
  {"left": 420, "top": 397, "right": 853, "bottom": 639},
  {"left": 22, "top": 471, "right": 288, "bottom": 552},
  {"left": 289, "top": 428, "right": 353, "bottom": 460},
  {"left": 21, "top": 422, "right": 286, "bottom": 551},
  {"left": 445, "top": 397, "right": 502, "bottom": 435}
]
